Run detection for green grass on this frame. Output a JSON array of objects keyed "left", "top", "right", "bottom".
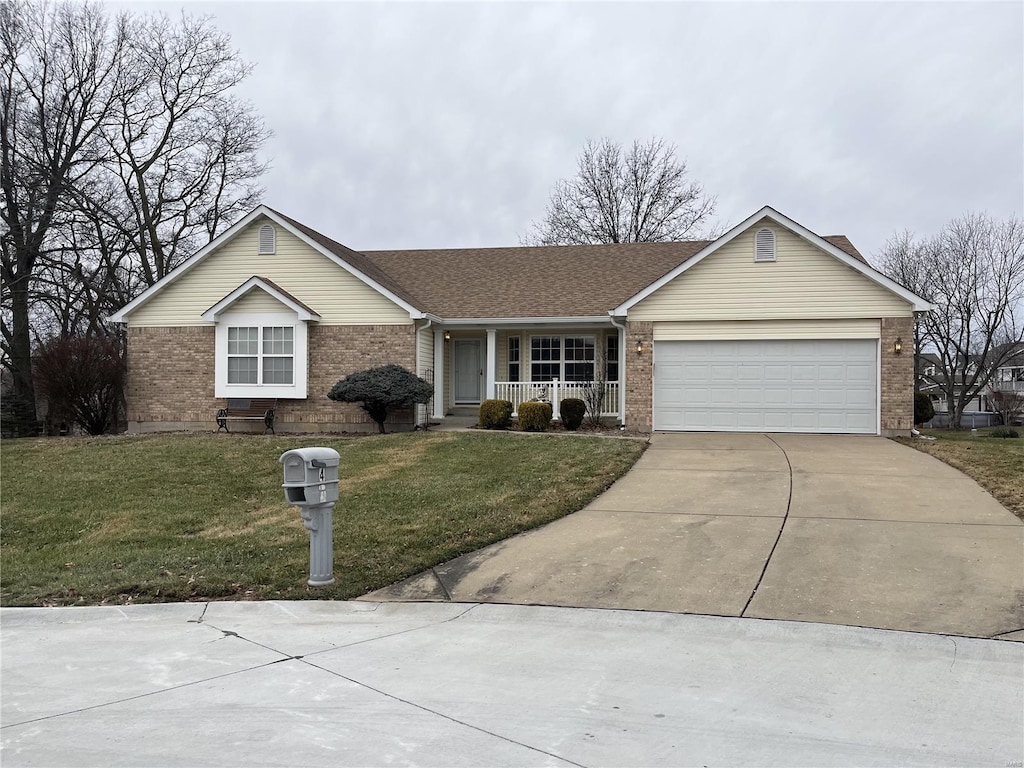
[
  {"left": 0, "top": 431, "right": 646, "bottom": 606},
  {"left": 895, "top": 428, "right": 1024, "bottom": 519}
]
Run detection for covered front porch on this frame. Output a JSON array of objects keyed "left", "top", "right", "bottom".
[{"left": 424, "top": 320, "right": 627, "bottom": 424}]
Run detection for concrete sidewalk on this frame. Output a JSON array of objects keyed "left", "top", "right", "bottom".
[
  {"left": 2, "top": 601, "right": 1021, "bottom": 767},
  {"left": 367, "top": 433, "right": 1024, "bottom": 639}
]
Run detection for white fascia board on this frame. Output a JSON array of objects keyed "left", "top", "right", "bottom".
[
  {"left": 613, "top": 206, "right": 936, "bottom": 314},
  {"left": 201, "top": 276, "right": 321, "bottom": 322},
  {"left": 441, "top": 316, "right": 614, "bottom": 327},
  {"left": 109, "top": 205, "right": 426, "bottom": 323}
]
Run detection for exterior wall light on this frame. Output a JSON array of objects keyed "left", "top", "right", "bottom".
[
  {"left": 894, "top": 337, "right": 903, "bottom": 355},
  {"left": 636, "top": 339, "right": 644, "bottom": 355},
  {"left": 444, "top": 330, "right": 451, "bottom": 342}
]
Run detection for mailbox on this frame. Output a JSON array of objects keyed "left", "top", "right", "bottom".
[
  {"left": 280, "top": 446, "right": 340, "bottom": 588},
  {"left": 280, "top": 447, "right": 340, "bottom": 507}
]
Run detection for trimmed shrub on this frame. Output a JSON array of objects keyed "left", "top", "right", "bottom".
[
  {"left": 479, "top": 399, "right": 513, "bottom": 429},
  {"left": 327, "top": 364, "right": 433, "bottom": 434},
  {"left": 990, "top": 427, "right": 1020, "bottom": 439},
  {"left": 914, "top": 392, "right": 935, "bottom": 426},
  {"left": 518, "top": 401, "right": 552, "bottom": 432},
  {"left": 560, "top": 398, "right": 586, "bottom": 431}
]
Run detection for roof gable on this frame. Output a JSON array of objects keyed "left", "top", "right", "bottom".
[
  {"left": 201, "top": 276, "right": 321, "bottom": 321},
  {"left": 613, "top": 206, "right": 934, "bottom": 314},
  {"left": 110, "top": 206, "right": 423, "bottom": 323}
]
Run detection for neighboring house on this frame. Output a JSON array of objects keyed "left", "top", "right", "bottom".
[
  {"left": 916, "top": 353, "right": 992, "bottom": 414},
  {"left": 992, "top": 344, "right": 1024, "bottom": 395},
  {"left": 917, "top": 347, "right": 1024, "bottom": 416},
  {"left": 109, "top": 205, "right": 932, "bottom": 435}
]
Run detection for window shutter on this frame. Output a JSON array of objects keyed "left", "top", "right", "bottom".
[
  {"left": 258, "top": 224, "right": 276, "bottom": 254},
  {"left": 754, "top": 228, "right": 776, "bottom": 262}
]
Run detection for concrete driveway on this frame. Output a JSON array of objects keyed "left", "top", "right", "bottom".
[{"left": 367, "top": 433, "right": 1024, "bottom": 639}]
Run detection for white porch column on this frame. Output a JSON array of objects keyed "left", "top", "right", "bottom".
[
  {"left": 485, "top": 328, "right": 497, "bottom": 400},
  {"left": 618, "top": 322, "right": 627, "bottom": 425},
  {"left": 433, "top": 329, "right": 445, "bottom": 419}
]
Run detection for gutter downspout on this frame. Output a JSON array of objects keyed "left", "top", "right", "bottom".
[
  {"left": 610, "top": 315, "right": 627, "bottom": 427},
  {"left": 417, "top": 317, "right": 432, "bottom": 429}
]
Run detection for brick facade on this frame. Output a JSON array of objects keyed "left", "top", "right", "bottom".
[
  {"left": 880, "top": 316, "right": 915, "bottom": 435},
  {"left": 126, "top": 324, "right": 418, "bottom": 433},
  {"left": 624, "top": 321, "right": 654, "bottom": 431},
  {"left": 127, "top": 326, "right": 217, "bottom": 427}
]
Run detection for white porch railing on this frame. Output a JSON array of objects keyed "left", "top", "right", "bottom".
[
  {"left": 994, "top": 380, "right": 1024, "bottom": 393},
  {"left": 493, "top": 380, "right": 620, "bottom": 420}
]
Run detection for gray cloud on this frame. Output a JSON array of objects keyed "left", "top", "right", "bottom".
[{"left": 129, "top": 0, "right": 1023, "bottom": 259}]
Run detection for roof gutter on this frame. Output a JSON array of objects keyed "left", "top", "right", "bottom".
[{"left": 438, "top": 316, "right": 614, "bottom": 327}]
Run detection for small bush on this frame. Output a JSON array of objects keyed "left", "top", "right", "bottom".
[
  {"left": 914, "top": 392, "right": 935, "bottom": 426},
  {"left": 479, "top": 399, "right": 513, "bottom": 429},
  {"left": 990, "top": 427, "right": 1020, "bottom": 439},
  {"left": 560, "top": 398, "right": 586, "bottom": 431},
  {"left": 518, "top": 401, "right": 552, "bottom": 432},
  {"left": 327, "top": 364, "right": 432, "bottom": 434}
]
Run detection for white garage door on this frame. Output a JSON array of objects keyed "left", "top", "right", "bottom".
[{"left": 653, "top": 340, "right": 877, "bottom": 434}]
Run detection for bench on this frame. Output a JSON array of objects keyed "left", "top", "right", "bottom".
[{"left": 216, "top": 398, "right": 277, "bottom": 434}]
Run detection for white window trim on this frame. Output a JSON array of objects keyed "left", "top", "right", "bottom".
[
  {"left": 754, "top": 227, "right": 776, "bottom": 262},
  {"left": 214, "top": 311, "right": 308, "bottom": 398},
  {"left": 528, "top": 334, "right": 597, "bottom": 382}
]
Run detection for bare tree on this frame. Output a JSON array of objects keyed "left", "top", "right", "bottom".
[
  {"left": 989, "top": 388, "right": 1024, "bottom": 428},
  {"left": 1, "top": 2, "right": 268, "bottom": 436},
  {"left": 523, "top": 138, "right": 717, "bottom": 245},
  {"left": 876, "top": 213, "right": 1024, "bottom": 429},
  {"left": 581, "top": 347, "right": 607, "bottom": 429},
  {"left": 101, "top": 12, "right": 269, "bottom": 288},
  {"left": 1, "top": 0, "right": 127, "bottom": 435}
]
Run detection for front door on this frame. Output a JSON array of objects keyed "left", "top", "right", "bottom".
[{"left": 454, "top": 339, "right": 483, "bottom": 404}]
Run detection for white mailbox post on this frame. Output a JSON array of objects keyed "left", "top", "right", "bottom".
[{"left": 280, "top": 447, "right": 340, "bottom": 587}]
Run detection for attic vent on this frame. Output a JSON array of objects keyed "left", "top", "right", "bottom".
[
  {"left": 754, "top": 227, "right": 776, "bottom": 262},
  {"left": 258, "top": 224, "right": 276, "bottom": 255}
]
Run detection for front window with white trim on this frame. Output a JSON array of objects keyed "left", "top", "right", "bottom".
[
  {"left": 530, "top": 335, "right": 595, "bottom": 382},
  {"left": 215, "top": 311, "right": 307, "bottom": 398},
  {"left": 227, "top": 326, "right": 294, "bottom": 385}
]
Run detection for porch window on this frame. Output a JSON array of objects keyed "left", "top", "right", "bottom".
[
  {"left": 530, "top": 335, "right": 595, "bottom": 382},
  {"left": 226, "top": 325, "right": 293, "bottom": 385},
  {"left": 564, "top": 337, "right": 595, "bottom": 382},
  {"left": 508, "top": 336, "right": 520, "bottom": 382},
  {"left": 606, "top": 335, "right": 619, "bottom": 382}
]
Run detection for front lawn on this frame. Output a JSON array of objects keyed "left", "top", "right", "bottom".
[
  {"left": 895, "top": 428, "right": 1024, "bottom": 520},
  {"left": 0, "top": 431, "right": 646, "bottom": 606}
]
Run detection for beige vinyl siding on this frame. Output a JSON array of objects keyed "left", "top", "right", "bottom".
[
  {"left": 417, "top": 324, "right": 434, "bottom": 381},
  {"left": 225, "top": 289, "right": 290, "bottom": 314},
  {"left": 416, "top": 323, "right": 434, "bottom": 424},
  {"left": 653, "top": 319, "right": 881, "bottom": 341},
  {"left": 631, "top": 223, "right": 913, "bottom": 321},
  {"left": 128, "top": 218, "right": 411, "bottom": 327},
  {"left": 498, "top": 331, "right": 513, "bottom": 381}
]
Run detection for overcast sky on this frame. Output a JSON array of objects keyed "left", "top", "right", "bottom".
[{"left": 126, "top": 0, "right": 1022, "bottom": 261}]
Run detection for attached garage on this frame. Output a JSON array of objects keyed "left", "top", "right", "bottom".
[{"left": 653, "top": 339, "right": 878, "bottom": 434}]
